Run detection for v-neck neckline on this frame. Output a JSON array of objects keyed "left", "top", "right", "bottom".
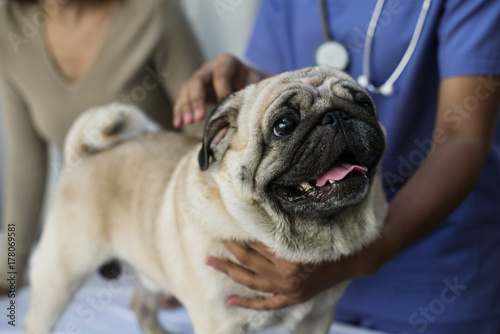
[{"left": 37, "top": 2, "right": 118, "bottom": 91}]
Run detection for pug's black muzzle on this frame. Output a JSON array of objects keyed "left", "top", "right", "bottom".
[{"left": 269, "top": 107, "right": 385, "bottom": 215}]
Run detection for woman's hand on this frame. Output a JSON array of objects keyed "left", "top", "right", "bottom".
[
  {"left": 173, "top": 53, "right": 268, "bottom": 128},
  {"left": 206, "top": 240, "right": 389, "bottom": 310}
]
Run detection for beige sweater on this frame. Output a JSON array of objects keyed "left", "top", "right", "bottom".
[{"left": 0, "top": 0, "right": 202, "bottom": 287}]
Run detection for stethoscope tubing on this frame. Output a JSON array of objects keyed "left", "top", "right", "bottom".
[{"left": 318, "top": 0, "right": 432, "bottom": 96}]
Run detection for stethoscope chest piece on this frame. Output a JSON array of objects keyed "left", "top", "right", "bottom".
[
  {"left": 358, "top": 75, "right": 395, "bottom": 96},
  {"left": 315, "top": 40, "right": 350, "bottom": 71}
]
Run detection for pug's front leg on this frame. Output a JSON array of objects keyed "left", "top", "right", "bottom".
[
  {"left": 130, "top": 282, "right": 171, "bottom": 334},
  {"left": 292, "top": 303, "right": 336, "bottom": 334}
]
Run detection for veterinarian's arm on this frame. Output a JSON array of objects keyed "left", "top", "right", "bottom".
[
  {"left": 207, "top": 75, "right": 500, "bottom": 310},
  {"left": 173, "top": 54, "right": 268, "bottom": 127},
  {"left": 371, "top": 75, "right": 500, "bottom": 261}
]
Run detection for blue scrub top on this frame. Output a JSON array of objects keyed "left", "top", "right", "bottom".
[{"left": 246, "top": 0, "right": 500, "bottom": 332}]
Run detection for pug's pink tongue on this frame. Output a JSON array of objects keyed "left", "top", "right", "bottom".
[{"left": 315, "top": 163, "right": 368, "bottom": 187}]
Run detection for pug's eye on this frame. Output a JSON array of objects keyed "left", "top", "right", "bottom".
[{"left": 273, "top": 115, "right": 299, "bottom": 137}]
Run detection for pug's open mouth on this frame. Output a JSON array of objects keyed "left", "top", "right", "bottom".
[{"left": 271, "top": 161, "right": 369, "bottom": 205}]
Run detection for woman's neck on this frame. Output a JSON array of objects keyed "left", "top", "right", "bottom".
[{"left": 42, "top": 0, "right": 114, "bottom": 24}]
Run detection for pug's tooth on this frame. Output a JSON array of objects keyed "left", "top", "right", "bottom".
[
  {"left": 328, "top": 180, "right": 335, "bottom": 184},
  {"left": 300, "top": 182, "right": 313, "bottom": 192}
]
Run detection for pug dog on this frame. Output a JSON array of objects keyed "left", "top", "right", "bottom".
[{"left": 26, "top": 66, "right": 387, "bottom": 334}]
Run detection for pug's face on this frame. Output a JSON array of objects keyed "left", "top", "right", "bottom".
[{"left": 199, "top": 66, "right": 387, "bottom": 262}]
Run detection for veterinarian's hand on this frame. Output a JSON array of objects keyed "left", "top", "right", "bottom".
[
  {"left": 173, "top": 53, "right": 269, "bottom": 128},
  {"left": 206, "top": 240, "right": 389, "bottom": 310}
]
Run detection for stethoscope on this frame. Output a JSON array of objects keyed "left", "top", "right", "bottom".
[{"left": 315, "top": 0, "right": 432, "bottom": 96}]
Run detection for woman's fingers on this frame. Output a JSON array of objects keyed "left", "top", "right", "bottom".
[
  {"left": 174, "top": 68, "right": 209, "bottom": 127},
  {"left": 173, "top": 53, "right": 248, "bottom": 128},
  {"left": 212, "top": 56, "right": 237, "bottom": 102},
  {"left": 174, "top": 82, "right": 190, "bottom": 127},
  {"left": 187, "top": 71, "right": 210, "bottom": 122}
]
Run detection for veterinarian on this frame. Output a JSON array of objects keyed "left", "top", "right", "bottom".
[
  {"left": 174, "top": 0, "right": 500, "bottom": 333},
  {"left": 0, "top": 0, "right": 202, "bottom": 295}
]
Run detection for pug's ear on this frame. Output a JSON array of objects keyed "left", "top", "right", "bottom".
[{"left": 198, "top": 93, "right": 242, "bottom": 171}]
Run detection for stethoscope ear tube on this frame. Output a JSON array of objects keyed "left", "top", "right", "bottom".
[{"left": 319, "top": 0, "right": 332, "bottom": 42}]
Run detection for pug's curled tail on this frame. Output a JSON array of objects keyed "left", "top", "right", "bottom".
[{"left": 64, "top": 103, "right": 161, "bottom": 160}]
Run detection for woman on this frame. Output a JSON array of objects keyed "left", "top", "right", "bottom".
[
  {"left": 174, "top": 0, "right": 500, "bottom": 333},
  {"left": 0, "top": 0, "right": 203, "bottom": 294}
]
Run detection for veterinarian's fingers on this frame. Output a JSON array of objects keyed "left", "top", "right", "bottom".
[
  {"left": 247, "top": 242, "right": 279, "bottom": 263},
  {"left": 246, "top": 242, "right": 305, "bottom": 284},
  {"left": 225, "top": 241, "right": 274, "bottom": 265},
  {"left": 223, "top": 241, "right": 278, "bottom": 278},
  {"left": 206, "top": 257, "right": 276, "bottom": 293},
  {"left": 226, "top": 294, "right": 297, "bottom": 310}
]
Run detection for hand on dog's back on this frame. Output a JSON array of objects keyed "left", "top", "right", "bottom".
[{"left": 173, "top": 54, "right": 268, "bottom": 128}]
